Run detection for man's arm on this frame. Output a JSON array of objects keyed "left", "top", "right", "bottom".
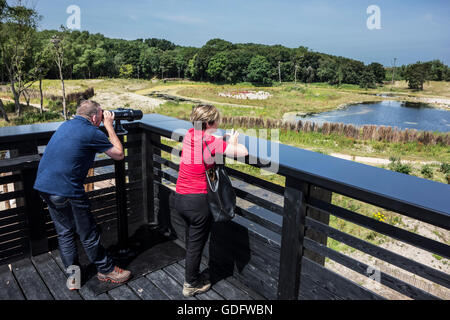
[{"left": 103, "top": 110, "right": 124, "bottom": 161}]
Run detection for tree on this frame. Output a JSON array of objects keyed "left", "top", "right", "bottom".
[
  {"left": 119, "top": 64, "right": 133, "bottom": 78},
  {"left": 31, "top": 42, "right": 52, "bottom": 113},
  {"left": 77, "top": 48, "right": 96, "bottom": 79},
  {"left": 296, "top": 51, "right": 320, "bottom": 82},
  {"left": 317, "top": 57, "right": 338, "bottom": 84},
  {"left": 206, "top": 51, "right": 244, "bottom": 83},
  {"left": 144, "top": 38, "right": 175, "bottom": 51},
  {"left": 187, "top": 53, "right": 204, "bottom": 80},
  {"left": 0, "top": 1, "right": 40, "bottom": 115},
  {"left": 50, "top": 30, "right": 69, "bottom": 120},
  {"left": 139, "top": 47, "right": 162, "bottom": 79},
  {"left": 113, "top": 53, "right": 126, "bottom": 77},
  {"left": 246, "top": 55, "right": 272, "bottom": 85},
  {"left": 0, "top": 0, "right": 8, "bottom": 121},
  {"left": 206, "top": 52, "right": 227, "bottom": 82},
  {"left": 359, "top": 68, "right": 377, "bottom": 89},
  {"left": 305, "top": 66, "right": 315, "bottom": 84},
  {"left": 405, "top": 62, "right": 428, "bottom": 90},
  {"left": 426, "top": 60, "right": 446, "bottom": 81},
  {"left": 368, "top": 62, "right": 385, "bottom": 84}
]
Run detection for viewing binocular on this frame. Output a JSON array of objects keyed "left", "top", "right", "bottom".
[
  {"left": 103, "top": 108, "right": 143, "bottom": 122},
  {"left": 103, "top": 108, "right": 143, "bottom": 135}
]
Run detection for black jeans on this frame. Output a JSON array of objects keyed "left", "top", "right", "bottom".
[
  {"left": 39, "top": 192, "right": 114, "bottom": 274},
  {"left": 173, "top": 193, "right": 212, "bottom": 285}
]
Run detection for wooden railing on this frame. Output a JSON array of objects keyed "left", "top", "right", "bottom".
[{"left": 0, "top": 114, "right": 449, "bottom": 300}]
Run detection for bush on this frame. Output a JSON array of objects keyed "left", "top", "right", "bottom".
[
  {"left": 420, "top": 164, "right": 433, "bottom": 178},
  {"left": 388, "top": 157, "right": 412, "bottom": 175},
  {"left": 47, "top": 99, "right": 62, "bottom": 112},
  {"left": 3, "top": 102, "right": 15, "bottom": 113},
  {"left": 283, "top": 85, "right": 308, "bottom": 94},
  {"left": 440, "top": 163, "right": 450, "bottom": 175},
  {"left": 12, "top": 111, "right": 62, "bottom": 125}
]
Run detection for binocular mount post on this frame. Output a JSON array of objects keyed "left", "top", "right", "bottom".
[
  {"left": 114, "top": 119, "right": 128, "bottom": 136},
  {"left": 112, "top": 125, "right": 134, "bottom": 259}
]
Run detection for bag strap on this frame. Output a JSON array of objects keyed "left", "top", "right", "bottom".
[{"left": 201, "top": 135, "right": 214, "bottom": 170}]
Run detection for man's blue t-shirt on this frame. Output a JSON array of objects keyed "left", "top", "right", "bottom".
[{"left": 34, "top": 116, "right": 113, "bottom": 198}]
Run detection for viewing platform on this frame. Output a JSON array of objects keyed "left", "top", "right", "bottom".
[{"left": 0, "top": 114, "right": 448, "bottom": 300}]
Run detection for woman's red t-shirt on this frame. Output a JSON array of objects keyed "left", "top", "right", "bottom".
[{"left": 176, "top": 128, "right": 228, "bottom": 194}]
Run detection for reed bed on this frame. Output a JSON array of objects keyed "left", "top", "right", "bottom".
[{"left": 220, "top": 115, "right": 450, "bottom": 146}]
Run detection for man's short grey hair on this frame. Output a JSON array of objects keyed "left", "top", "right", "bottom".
[{"left": 76, "top": 100, "right": 101, "bottom": 118}]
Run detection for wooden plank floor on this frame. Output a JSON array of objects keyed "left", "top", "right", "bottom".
[{"left": 0, "top": 251, "right": 265, "bottom": 300}]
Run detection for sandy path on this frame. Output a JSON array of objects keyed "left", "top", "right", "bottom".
[
  {"left": 0, "top": 97, "right": 46, "bottom": 111},
  {"left": 329, "top": 153, "right": 439, "bottom": 166},
  {"left": 92, "top": 90, "right": 165, "bottom": 112}
]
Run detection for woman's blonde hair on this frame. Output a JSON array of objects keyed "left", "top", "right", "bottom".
[{"left": 190, "top": 104, "right": 220, "bottom": 130}]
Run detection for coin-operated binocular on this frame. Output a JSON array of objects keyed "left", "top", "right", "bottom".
[{"left": 103, "top": 108, "right": 143, "bottom": 135}]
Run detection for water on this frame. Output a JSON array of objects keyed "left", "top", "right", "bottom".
[{"left": 295, "top": 100, "right": 450, "bottom": 132}]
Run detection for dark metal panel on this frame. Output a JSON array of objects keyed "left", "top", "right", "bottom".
[
  {"left": 303, "top": 237, "right": 440, "bottom": 300},
  {"left": 306, "top": 216, "right": 450, "bottom": 289},
  {"left": 300, "top": 257, "right": 385, "bottom": 300},
  {"left": 308, "top": 196, "right": 450, "bottom": 259}
]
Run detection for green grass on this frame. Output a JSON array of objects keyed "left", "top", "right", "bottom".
[{"left": 0, "top": 102, "right": 64, "bottom": 127}]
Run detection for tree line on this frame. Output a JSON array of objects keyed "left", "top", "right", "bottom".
[{"left": 1, "top": 1, "right": 449, "bottom": 117}]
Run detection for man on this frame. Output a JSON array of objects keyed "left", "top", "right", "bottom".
[{"left": 34, "top": 100, "right": 131, "bottom": 288}]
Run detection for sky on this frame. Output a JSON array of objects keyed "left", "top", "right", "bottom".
[{"left": 20, "top": 0, "right": 450, "bottom": 66}]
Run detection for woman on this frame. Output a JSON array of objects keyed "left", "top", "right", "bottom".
[{"left": 174, "top": 104, "right": 248, "bottom": 297}]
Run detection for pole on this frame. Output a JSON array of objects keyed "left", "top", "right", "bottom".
[
  {"left": 114, "top": 134, "right": 128, "bottom": 251},
  {"left": 278, "top": 61, "right": 281, "bottom": 84},
  {"left": 392, "top": 58, "right": 397, "bottom": 85},
  {"left": 294, "top": 64, "right": 298, "bottom": 84}
]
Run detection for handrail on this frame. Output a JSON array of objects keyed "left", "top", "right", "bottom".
[
  {"left": 135, "top": 114, "right": 450, "bottom": 227},
  {"left": 0, "top": 113, "right": 449, "bottom": 300}
]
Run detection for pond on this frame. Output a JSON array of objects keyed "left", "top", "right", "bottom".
[{"left": 295, "top": 100, "right": 450, "bottom": 132}]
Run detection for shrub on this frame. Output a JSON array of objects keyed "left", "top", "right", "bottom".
[
  {"left": 388, "top": 157, "right": 412, "bottom": 175},
  {"left": 3, "top": 102, "right": 15, "bottom": 113},
  {"left": 420, "top": 164, "right": 433, "bottom": 179},
  {"left": 47, "top": 99, "right": 62, "bottom": 112},
  {"left": 440, "top": 162, "right": 450, "bottom": 175},
  {"left": 12, "top": 111, "right": 62, "bottom": 125}
]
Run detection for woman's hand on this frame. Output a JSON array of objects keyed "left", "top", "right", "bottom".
[
  {"left": 224, "top": 128, "right": 248, "bottom": 158},
  {"left": 226, "top": 129, "right": 239, "bottom": 145}
]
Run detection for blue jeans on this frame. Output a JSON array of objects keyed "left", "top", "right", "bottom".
[{"left": 39, "top": 192, "right": 114, "bottom": 274}]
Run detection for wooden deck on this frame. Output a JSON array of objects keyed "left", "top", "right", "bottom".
[{"left": 0, "top": 250, "right": 265, "bottom": 300}]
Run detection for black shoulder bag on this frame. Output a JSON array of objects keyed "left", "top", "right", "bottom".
[{"left": 202, "top": 137, "right": 236, "bottom": 223}]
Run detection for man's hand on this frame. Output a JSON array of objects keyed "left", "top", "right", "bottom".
[
  {"left": 102, "top": 110, "right": 114, "bottom": 129},
  {"left": 102, "top": 110, "right": 124, "bottom": 161}
]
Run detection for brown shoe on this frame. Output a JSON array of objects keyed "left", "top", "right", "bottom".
[
  {"left": 97, "top": 266, "right": 131, "bottom": 284},
  {"left": 182, "top": 274, "right": 211, "bottom": 297}
]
